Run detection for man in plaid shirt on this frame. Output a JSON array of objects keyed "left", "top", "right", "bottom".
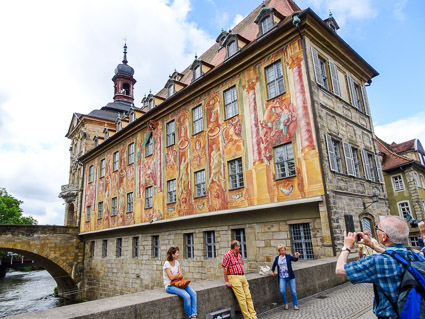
[
  {"left": 222, "top": 240, "right": 257, "bottom": 319},
  {"left": 336, "top": 216, "right": 417, "bottom": 319}
]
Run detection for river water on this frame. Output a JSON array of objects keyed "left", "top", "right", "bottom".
[{"left": 0, "top": 270, "right": 61, "bottom": 318}]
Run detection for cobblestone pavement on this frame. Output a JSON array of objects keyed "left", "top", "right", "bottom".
[{"left": 259, "top": 282, "right": 375, "bottom": 319}]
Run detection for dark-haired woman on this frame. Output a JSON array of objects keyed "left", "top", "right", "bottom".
[{"left": 163, "top": 246, "right": 197, "bottom": 319}]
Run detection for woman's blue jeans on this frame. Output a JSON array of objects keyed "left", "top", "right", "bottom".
[
  {"left": 166, "top": 285, "right": 197, "bottom": 318},
  {"left": 279, "top": 277, "right": 298, "bottom": 306}
]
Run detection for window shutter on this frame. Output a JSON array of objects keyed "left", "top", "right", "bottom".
[
  {"left": 375, "top": 154, "right": 384, "bottom": 184},
  {"left": 325, "top": 134, "right": 337, "bottom": 172},
  {"left": 329, "top": 61, "right": 341, "bottom": 97},
  {"left": 346, "top": 75, "right": 357, "bottom": 110},
  {"left": 361, "top": 86, "right": 371, "bottom": 115},
  {"left": 311, "top": 47, "right": 324, "bottom": 87},
  {"left": 343, "top": 142, "right": 354, "bottom": 176},
  {"left": 361, "top": 149, "right": 371, "bottom": 180}
]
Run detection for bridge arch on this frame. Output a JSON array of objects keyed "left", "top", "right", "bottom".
[{"left": 0, "top": 225, "right": 84, "bottom": 300}]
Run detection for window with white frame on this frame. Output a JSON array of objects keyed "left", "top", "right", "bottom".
[
  {"left": 132, "top": 237, "right": 139, "bottom": 258},
  {"left": 398, "top": 201, "right": 412, "bottom": 220},
  {"left": 194, "top": 65, "right": 201, "bottom": 80},
  {"left": 318, "top": 56, "right": 329, "bottom": 91},
  {"left": 409, "top": 236, "right": 420, "bottom": 247},
  {"left": 413, "top": 172, "right": 421, "bottom": 188},
  {"left": 167, "top": 84, "right": 175, "bottom": 97},
  {"left": 233, "top": 228, "right": 247, "bottom": 259},
  {"left": 128, "top": 143, "right": 135, "bottom": 165},
  {"left": 352, "top": 147, "right": 361, "bottom": 178},
  {"left": 185, "top": 233, "right": 194, "bottom": 259},
  {"left": 227, "top": 40, "right": 237, "bottom": 57},
  {"left": 192, "top": 105, "right": 203, "bottom": 134},
  {"left": 346, "top": 76, "right": 370, "bottom": 115},
  {"left": 148, "top": 98, "right": 154, "bottom": 110},
  {"left": 100, "top": 159, "right": 105, "bottom": 178},
  {"left": 86, "top": 206, "right": 91, "bottom": 222},
  {"left": 98, "top": 202, "right": 103, "bottom": 219},
  {"left": 204, "top": 231, "right": 216, "bottom": 259},
  {"left": 229, "top": 158, "right": 244, "bottom": 189},
  {"left": 167, "top": 179, "right": 176, "bottom": 203},
  {"left": 224, "top": 87, "right": 238, "bottom": 120},
  {"left": 195, "top": 170, "right": 206, "bottom": 197},
  {"left": 274, "top": 143, "right": 296, "bottom": 179},
  {"left": 116, "top": 238, "right": 122, "bottom": 257},
  {"left": 392, "top": 175, "right": 405, "bottom": 192},
  {"left": 145, "top": 186, "right": 153, "bottom": 208},
  {"left": 260, "top": 16, "right": 273, "bottom": 34},
  {"left": 152, "top": 236, "right": 159, "bottom": 258},
  {"left": 89, "top": 165, "right": 94, "bottom": 183},
  {"left": 112, "top": 197, "right": 117, "bottom": 216},
  {"left": 146, "top": 134, "right": 153, "bottom": 157},
  {"left": 102, "top": 240, "right": 108, "bottom": 258},
  {"left": 113, "top": 151, "right": 119, "bottom": 171},
  {"left": 166, "top": 120, "right": 175, "bottom": 147},
  {"left": 127, "top": 192, "right": 133, "bottom": 212},
  {"left": 265, "top": 60, "right": 285, "bottom": 99},
  {"left": 325, "top": 135, "right": 343, "bottom": 174},
  {"left": 361, "top": 150, "right": 378, "bottom": 182},
  {"left": 311, "top": 48, "right": 341, "bottom": 97}
]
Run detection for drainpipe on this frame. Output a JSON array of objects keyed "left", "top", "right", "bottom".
[{"left": 292, "top": 13, "right": 337, "bottom": 256}]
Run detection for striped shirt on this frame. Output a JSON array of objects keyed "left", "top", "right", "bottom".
[{"left": 222, "top": 250, "right": 244, "bottom": 275}]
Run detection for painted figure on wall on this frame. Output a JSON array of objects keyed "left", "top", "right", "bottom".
[{"left": 223, "top": 116, "right": 244, "bottom": 158}]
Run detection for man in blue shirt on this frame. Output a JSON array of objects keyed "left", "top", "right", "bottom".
[{"left": 335, "top": 216, "right": 415, "bottom": 319}]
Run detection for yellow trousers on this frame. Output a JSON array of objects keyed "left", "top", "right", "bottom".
[{"left": 228, "top": 275, "right": 257, "bottom": 319}]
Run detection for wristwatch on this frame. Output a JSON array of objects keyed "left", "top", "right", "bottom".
[{"left": 341, "top": 246, "right": 351, "bottom": 253}]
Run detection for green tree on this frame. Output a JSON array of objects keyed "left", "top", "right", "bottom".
[{"left": 0, "top": 188, "right": 38, "bottom": 225}]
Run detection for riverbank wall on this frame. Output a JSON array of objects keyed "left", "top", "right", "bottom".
[{"left": 6, "top": 256, "right": 352, "bottom": 319}]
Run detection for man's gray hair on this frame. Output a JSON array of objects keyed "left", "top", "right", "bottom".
[{"left": 381, "top": 215, "right": 409, "bottom": 244}]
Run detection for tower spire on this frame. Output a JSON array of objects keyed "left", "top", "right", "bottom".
[{"left": 122, "top": 38, "right": 128, "bottom": 65}]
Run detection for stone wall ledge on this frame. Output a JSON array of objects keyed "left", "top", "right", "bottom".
[{"left": 6, "top": 255, "right": 353, "bottom": 319}]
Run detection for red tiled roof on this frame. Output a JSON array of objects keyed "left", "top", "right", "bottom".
[
  {"left": 377, "top": 138, "right": 412, "bottom": 170},
  {"left": 154, "top": 0, "right": 300, "bottom": 99},
  {"left": 390, "top": 139, "right": 416, "bottom": 154}
]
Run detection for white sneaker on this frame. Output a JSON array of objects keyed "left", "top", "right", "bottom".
[
  {"left": 284, "top": 304, "right": 289, "bottom": 310},
  {"left": 294, "top": 306, "right": 299, "bottom": 310}
]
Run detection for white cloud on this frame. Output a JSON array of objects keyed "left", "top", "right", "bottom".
[
  {"left": 374, "top": 112, "right": 425, "bottom": 145},
  {"left": 0, "top": 0, "right": 213, "bottom": 225},
  {"left": 393, "top": 0, "right": 407, "bottom": 22},
  {"left": 232, "top": 14, "right": 244, "bottom": 28},
  {"left": 298, "top": 0, "right": 377, "bottom": 25}
]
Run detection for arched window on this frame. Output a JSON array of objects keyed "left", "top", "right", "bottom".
[{"left": 122, "top": 83, "right": 130, "bottom": 95}]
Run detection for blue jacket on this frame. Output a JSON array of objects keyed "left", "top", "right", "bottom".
[{"left": 271, "top": 254, "right": 298, "bottom": 280}]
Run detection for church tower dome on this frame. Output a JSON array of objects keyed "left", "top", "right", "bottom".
[{"left": 112, "top": 42, "right": 136, "bottom": 103}]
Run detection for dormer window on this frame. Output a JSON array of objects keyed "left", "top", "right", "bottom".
[
  {"left": 167, "top": 83, "right": 175, "bottom": 97},
  {"left": 104, "top": 128, "right": 109, "bottom": 140},
  {"left": 260, "top": 16, "right": 272, "bottom": 34},
  {"left": 129, "top": 111, "right": 136, "bottom": 123},
  {"left": 194, "top": 65, "right": 201, "bottom": 80},
  {"left": 227, "top": 40, "right": 237, "bottom": 57},
  {"left": 117, "top": 121, "right": 122, "bottom": 132},
  {"left": 254, "top": 6, "right": 284, "bottom": 38},
  {"left": 148, "top": 98, "right": 154, "bottom": 110},
  {"left": 94, "top": 135, "right": 99, "bottom": 147}
]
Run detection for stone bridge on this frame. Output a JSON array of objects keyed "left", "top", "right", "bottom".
[{"left": 0, "top": 225, "right": 84, "bottom": 300}]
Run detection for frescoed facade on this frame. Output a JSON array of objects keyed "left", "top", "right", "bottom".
[
  {"left": 377, "top": 138, "right": 425, "bottom": 245},
  {"left": 63, "top": 0, "right": 389, "bottom": 300}
]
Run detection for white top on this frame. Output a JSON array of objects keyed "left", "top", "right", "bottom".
[
  {"left": 278, "top": 256, "right": 289, "bottom": 278},
  {"left": 163, "top": 260, "right": 180, "bottom": 289}
]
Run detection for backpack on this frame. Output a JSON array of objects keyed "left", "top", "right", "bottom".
[{"left": 375, "top": 250, "right": 425, "bottom": 319}]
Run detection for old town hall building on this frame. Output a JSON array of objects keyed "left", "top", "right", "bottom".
[{"left": 60, "top": 0, "right": 388, "bottom": 299}]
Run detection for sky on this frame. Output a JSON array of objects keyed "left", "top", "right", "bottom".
[{"left": 0, "top": 0, "right": 424, "bottom": 225}]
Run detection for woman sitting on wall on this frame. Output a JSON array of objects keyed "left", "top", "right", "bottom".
[
  {"left": 163, "top": 246, "right": 197, "bottom": 319},
  {"left": 271, "top": 244, "right": 301, "bottom": 310}
]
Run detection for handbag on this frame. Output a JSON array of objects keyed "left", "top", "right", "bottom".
[
  {"left": 170, "top": 278, "right": 191, "bottom": 289},
  {"left": 259, "top": 265, "right": 272, "bottom": 276}
]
